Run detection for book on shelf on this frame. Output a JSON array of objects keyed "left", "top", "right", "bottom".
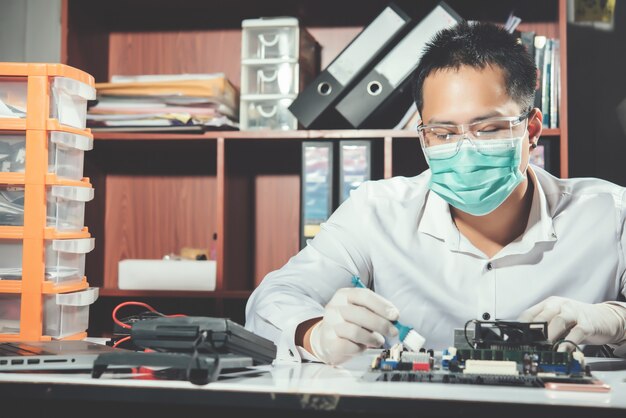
[
  {"left": 534, "top": 35, "right": 547, "bottom": 111},
  {"left": 334, "top": 1, "right": 462, "bottom": 129},
  {"left": 339, "top": 141, "right": 371, "bottom": 204},
  {"left": 549, "top": 39, "right": 560, "bottom": 129},
  {"left": 528, "top": 35, "right": 559, "bottom": 129},
  {"left": 301, "top": 142, "right": 333, "bottom": 249},
  {"left": 541, "top": 38, "right": 552, "bottom": 128},
  {"left": 287, "top": 3, "right": 413, "bottom": 129},
  {"left": 89, "top": 73, "right": 240, "bottom": 132}
]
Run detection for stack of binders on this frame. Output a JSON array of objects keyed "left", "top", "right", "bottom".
[
  {"left": 239, "top": 17, "right": 320, "bottom": 131},
  {"left": 0, "top": 63, "right": 98, "bottom": 342},
  {"left": 289, "top": 2, "right": 463, "bottom": 129}
]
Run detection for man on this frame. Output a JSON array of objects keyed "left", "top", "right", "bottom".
[{"left": 245, "top": 22, "right": 626, "bottom": 365}]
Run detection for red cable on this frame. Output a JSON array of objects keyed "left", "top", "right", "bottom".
[
  {"left": 112, "top": 335, "right": 131, "bottom": 348},
  {"left": 112, "top": 301, "right": 162, "bottom": 329},
  {"left": 111, "top": 300, "right": 187, "bottom": 350}
]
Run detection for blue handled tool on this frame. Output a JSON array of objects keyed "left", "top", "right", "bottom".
[{"left": 351, "top": 275, "right": 425, "bottom": 352}]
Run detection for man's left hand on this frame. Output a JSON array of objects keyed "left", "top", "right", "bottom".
[{"left": 518, "top": 296, "right": 626, "bottom": 351}]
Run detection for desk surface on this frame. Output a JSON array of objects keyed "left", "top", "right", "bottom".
[{"left": 0, "top": 351, "right": 625, "bottom": 417}]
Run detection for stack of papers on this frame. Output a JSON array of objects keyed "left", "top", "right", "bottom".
[{"left": 88, "top": 73, "right": 240, "bottom": 132}]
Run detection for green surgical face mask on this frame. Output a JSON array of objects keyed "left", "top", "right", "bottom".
[{"left": 423, "top": 138, "right": 524, "bottom": 216}]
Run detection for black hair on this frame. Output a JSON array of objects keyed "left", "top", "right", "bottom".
[{"left": 412, "top": 21, "right": 537, "bottom": 114}]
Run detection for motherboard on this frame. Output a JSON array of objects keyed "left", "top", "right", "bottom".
[{"left": 364, "top": 320, "right": 609, "bottom": 391}]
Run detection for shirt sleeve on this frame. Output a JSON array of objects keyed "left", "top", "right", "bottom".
[
  {"left": 611, "top": 188, "right": 626, "bottom": 357},
  {"left": 244, "top": 183, "right": 374, "bottom": 362},
  {"left": 615, "top": 187, "right": 626, "bottom": 303}
]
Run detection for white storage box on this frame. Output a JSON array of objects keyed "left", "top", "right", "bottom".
[
  {"left": 240, "top": 60, "right": 299, "bottom": 95},
  {"left": 118, "top": 259, "right": 217, "bottom": 291},
  {"left": 0, "top": 130, "right": 92, "bottom": 181},
  {"left": 240, "top": 95, "right": 297, "bottom": 130},
  {"left": 0, "top": 238, "right": 95, "bottom": 283},
  {"left": 242, "top": 18, "right": 300, "bottom": 60},
  {"left": 43, "top": 287, "right": 98, "bottom": 338},
  {"left": 46, "top": 185, "right": 94, "bottom": 231},
  {"left": 0, "top": 76, "right": 96, "bottom": 129}
]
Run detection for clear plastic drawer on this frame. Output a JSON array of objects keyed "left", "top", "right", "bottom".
[
  {"left": 0, "top": 185, "right": 93, "bottom": 230},
  {"left": 49, "top": 130, "right": 93, "bottom": 181},
  {"left": 240, "top": 95, "right": 297, "bottom": 131},
  {"left": 0, "top": 185, "right": 25, "bottom": 226},
  {"left": 47, "top": 185, "right": 94, "bottom": 232},
  {"left": 0, "top": 77, "right": 27, "bottom": 119},
  {"left": 0, "top": 294, "right": 20, "bottom": 334},
  {"left": 241, "top": 61, "right": 299, "bottom": 96},
  {"left": 242, "top": 23, "right": 299, "bottom": 60},
  {"left": 0, "top": 289, "right": 97, "bottom": 337},
  {"left": 43, "top": 287, "right": 98, "bottom": 338},
  {"left": 0, "top": 130, "right": 92, "bottom": 181},
  {"left": 49, "top": 77, "right": 96, "bottom": 129},
  {"left": 0, "top": 238, "right": 95, "bottom": 283},
  {"left": 0, "top": 131, "right": 26, "bottom": 173},
  {"left": 0, "top": 76, "right": 95, "bottom": 129}
]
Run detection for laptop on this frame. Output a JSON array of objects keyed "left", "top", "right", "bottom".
[{"left": 0, "top": 340, "right": 121, "bottom": 371}]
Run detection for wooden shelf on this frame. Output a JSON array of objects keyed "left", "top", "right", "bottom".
[
  {"left": 541, "top": 128, "right": 561, "bottom": 136},
  {"left": 92, "top": 129, "right": 420, "bottom": 141},
  {"left": 93, "top": 128, "right": 559, "bottom": 141},
  {"left": 98, "top": 288, "right": 252, "bottom": 298}
]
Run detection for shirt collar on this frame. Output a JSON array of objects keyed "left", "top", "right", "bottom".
[
  {"left": 418, "top": 180, "right": 461, "bottom": 249},
  {"left": 500, "top": 165, "right": 558, "bottom": 258},
  {"left": 417, "top": 166, "right": 557, "bottom": 258}
]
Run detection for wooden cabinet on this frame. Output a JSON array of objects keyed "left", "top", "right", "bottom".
[{"left": 62, "top": 0, "right": 569, "bottom": 335}]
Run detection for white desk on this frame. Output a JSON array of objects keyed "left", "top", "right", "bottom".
[{"left": 0, "top": 351, "right": 625, "bottom": 417}]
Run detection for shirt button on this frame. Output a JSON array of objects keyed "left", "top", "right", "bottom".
[
  {"left": 486, "top": 262, "right": 493, "bottom": 271},
  {"left": 482, "top": 312, "right": 491, "bottom": 320}
]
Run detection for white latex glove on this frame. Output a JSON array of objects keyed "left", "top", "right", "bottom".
[
  {"left": 309, "top": 287, "right": 400, "bottom": 365},
  {"left": 518, "top": 296, "right": 626, "bottom": 351}
]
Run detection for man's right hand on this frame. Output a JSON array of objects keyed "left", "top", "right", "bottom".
[{"left": 307, "top": 287, "right": 400, "bottom": 365}]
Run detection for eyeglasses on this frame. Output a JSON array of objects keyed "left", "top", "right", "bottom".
[{"left": 417, "top": 111, "right": 531, "bottom": 150}]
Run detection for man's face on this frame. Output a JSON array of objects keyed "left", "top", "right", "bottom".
[{"left": 420, "top": 64, "right": 533, "bottom": 173}]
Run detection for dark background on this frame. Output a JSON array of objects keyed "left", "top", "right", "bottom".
[{"left": 568, "top": 2, "right": 626, "bottom": 185}]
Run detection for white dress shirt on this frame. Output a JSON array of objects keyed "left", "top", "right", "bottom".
[{"left": 245, "top": 166, "right": 626, "bottom": 362}]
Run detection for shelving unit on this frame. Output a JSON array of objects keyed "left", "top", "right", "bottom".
[
  {"left": 62, "top": 0, "right": 569, "bottom": 335},
  {"left": 0, "top": 63, "right": 97, "bottom": 341}
]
